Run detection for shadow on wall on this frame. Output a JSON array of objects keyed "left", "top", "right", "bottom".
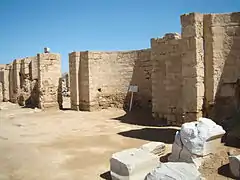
[
  {"left": 207, "top": 14, "right": 240, "bottom": 123},
  {"left": 22, "top": 79, "right": 39, "bottom": 108},
  {"left": 122, "top": 50, "right": 152, "bottom": 112},
  {"left": 118, "top": 127, "right": 178, "bottom": 144},
  {"left": 112, "top": 50, "right": 156, "bottom": 126},
  {"left": 204, "top": 14, "right": 240, "bottom": 147}
]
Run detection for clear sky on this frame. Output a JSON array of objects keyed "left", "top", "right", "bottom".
[{"left": 0, "top": 0, "right": 239, "bottom": 72}]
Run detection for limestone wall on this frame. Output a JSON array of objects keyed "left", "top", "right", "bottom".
[
  {"left": 151, "top": 34, "right": 183, "bottom": 125},
  {"left": 0, "top": 65, "right": 10, "bottom": 102},
  {"left": 38, "top": 53, "right": 61, "bottom": 109},
  {"left": 3, "top": 65, "right": 10, "bottom": 101},
  {"left": 69, "top": 52, "right": 81, "bottom": 110},
  {"left": 204, "top": 12, "right": 240, "bottom": 121},
  {"left": 181, "top": 13, "right": 205, "bottom": 122},
  {"left": 11, "top": 59, "right": 21, "bottom": 103},
  {"left": 29, "top": 56, "right": 38, "bottom": 80},
  {"left": 69, "top": 49, "right": 152, "bottom": 111},
  {"left": 0, "top": 53, "right": 61, "bottom": 110},
  {"left": 0, "top": 82, "right": 2, "bottom": 101},
  {"left": 88, "top": 49, "right": 151, "bottom": 110},
  {"left": 18, "top": 58, "right": 32, "bottom": 106}
]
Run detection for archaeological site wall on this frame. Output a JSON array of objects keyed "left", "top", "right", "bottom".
[
  {"left": 1, "top": 11, "right": 239, "bottom": 126},
  {"left": 151, "top": 34, "right": 183, "bottom": 125},
  {"left": 204, "top": 13, "right": 240, "bottom": 121},
  {"left": 0, "top": 52, "right": 61, "bottom": 109},
  {"left": 69, "top": 49, "right": 152, "bottom": 111},
  {"left": 151, "top": 12, "right": 240, "bottom": 125},
  {"left": 68, "top": 12, "right": 240, "bottom": 125}
]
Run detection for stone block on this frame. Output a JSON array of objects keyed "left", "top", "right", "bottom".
[{"left": 110, "top": 148, "right": 159, "bottom": 180}]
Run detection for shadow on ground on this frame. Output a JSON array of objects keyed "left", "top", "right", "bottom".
[
  {"left": 112, "top": 109, "right": 170, "bottom": 127},
  {"left": 118, "top": 128, "right": 178, "bottom": 144},
  {"left": 218, "top": 163, "right": 236, "bottom": 179},
  {"left": 100, "top": 171, "right": 112, "bottom": 180}
]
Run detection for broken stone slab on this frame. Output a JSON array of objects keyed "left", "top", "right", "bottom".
[
  {"left": 229, "top": 155, "right": 240, "bottom": 178},
  {"left": 168, "top": 127, "right": 223, "bottom": 168},
  {"left": 110, "top": 148, "right": 160, "bottom": 180},
  {"left": 180, "top": 117, "right": 225, "bottom": 156},
  {"left": 145, "top": 162, "right": 202, "bottom": 180},
  {"left": 140, "top": 142, "right": 166, "bottom": 156}
]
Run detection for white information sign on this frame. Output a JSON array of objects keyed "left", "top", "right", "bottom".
[{"left": 129, "top": 85, "right": 138, "bottom": 92}]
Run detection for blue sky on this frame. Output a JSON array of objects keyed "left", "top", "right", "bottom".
[{"left": 0, "top": 0, "right": 239, "bottom": 72}]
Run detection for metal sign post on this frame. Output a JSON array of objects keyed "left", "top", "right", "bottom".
[{"left": 128, "top": 85, "right": 138, "bottom": 111}]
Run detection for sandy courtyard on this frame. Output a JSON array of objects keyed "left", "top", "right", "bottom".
[
  {"left": 1, "top": 100, "right": 239, "bottom": 180},
  {"left": 0, "top": 101, "right": 176, "bottom": 180}
]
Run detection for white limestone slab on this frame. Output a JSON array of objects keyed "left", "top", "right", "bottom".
[{"left": 110, "top": 148, "right": 160, "bottom": 180}]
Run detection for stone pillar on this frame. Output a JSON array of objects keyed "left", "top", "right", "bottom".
[
  {"left": 11, "top": 59, "right": 21, "bottom": 103},
  {"left": 37, "top": 53, "right": 61, "bottom": 109},
  {"left": 9, "top": 64, "right": 14, "bottom": 102},
  {"left": 0, "top": 82, "right": 3, "bottom": 102},
  {"left": 69, "top": 52, "right": 80, "bottom": 110},
  {"left": 181, "top": 13, "right": 205, "bottom": 122},
  {"left": 66, "top": 73, "right": 70, "bottom": 91},
  {"left": 3, "top": 65, "right": 10, "bottom": 101}
]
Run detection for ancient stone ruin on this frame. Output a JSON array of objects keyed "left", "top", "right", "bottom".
[
  {"left": 69, "top": 12, "right": 240, "bottom": 125},
  {"left": 1, "top": 12, "right": 240, "bottom": 126},
  {"left": 0, "top": 52, "right": 61, "bottom": 109}
]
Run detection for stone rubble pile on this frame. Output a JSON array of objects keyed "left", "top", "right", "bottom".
[{"left": 110, "top": 117, "right": 228, "bottom": 180}]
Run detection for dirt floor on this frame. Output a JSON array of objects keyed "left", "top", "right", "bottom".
[{"left": 0, "top": 99, "right": 239, "bottom": 180}]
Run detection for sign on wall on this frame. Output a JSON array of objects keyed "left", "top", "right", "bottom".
[
  {"left": 128, "top": 85, "right": 138, "bottom": 92},
  {"left": 128, "top": 85, "right": 138, "bottom": 111}
]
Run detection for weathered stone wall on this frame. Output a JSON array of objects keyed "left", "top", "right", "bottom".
[
  {"left": 29, "top": 56, "right": 38, "bottom": 81},
  {"left": 0, "top": 65, "right": 10, "bottom": 102},
  {"left": 18, "top": 58, "right": 32, "bottom": 106},
  {"left": 204, "top": 12, "right": 240, "bottom": 121},
  {"left": 181, "top": 13, "right": 205, "bottom": 122},
  {"left": 69, "top": 49, "right": 152, "bottom": 111},
  {"left": 0, "top": 53, "right": 61, "bottom": 110},
  {"left": 38, "top": 53, "right": 61, "bottom": 109},
  {"left": 0, "top": 81, "right": 3, "bottom": 101},
  {"left": 151, "top": 33, "right": 183, "bottom": 125},
  {"left": 69, "top": 52, "right": 80, "bottom": 110},
  {"left": 151, "top": 13, "right": 205, "bottom": 125},
  {"left": 11, "top": 59, "right": 21, "bottom": 103},
  {"left": 88, "top": 49, "right": 151, "bottom": 110}
]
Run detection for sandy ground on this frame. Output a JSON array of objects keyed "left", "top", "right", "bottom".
[
  {"left": 0, "top": 98, "right": 239, "bottom": 180},
  {"left": 0, "top": 99, "right": 175, "bottom": 180}
]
